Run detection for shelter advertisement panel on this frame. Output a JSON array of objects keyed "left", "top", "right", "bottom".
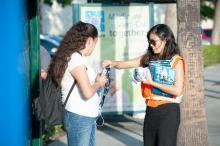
[{"left": 75, "top": 4, "right": 150, "bottom": 114}]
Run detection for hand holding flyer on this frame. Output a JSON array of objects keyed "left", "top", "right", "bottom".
[{"left": 131, "top": 67, "right": 150, "bottom": 85}]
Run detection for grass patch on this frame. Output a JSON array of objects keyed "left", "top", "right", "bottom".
[
  {"left": 43, "top": 125, "right": 65, "bottom": 145},
  {"left": 203, "top": 45, "right": 220, "bottom": 67}
]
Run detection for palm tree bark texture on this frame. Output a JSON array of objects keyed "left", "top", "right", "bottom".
[{"left": 177, "top": 0, "right": 209, "bottom": 146}]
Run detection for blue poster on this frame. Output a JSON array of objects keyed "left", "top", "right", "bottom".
[
  {"left": 149, "top": 60, "right": 175, "bottom": 97},
  {"left": 84, "top": 10, "right": 105, "bottom": 32}
]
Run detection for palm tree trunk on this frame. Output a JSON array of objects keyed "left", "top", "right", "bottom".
[
  {"left": 177, "top": 0, "right": 209, "bottom": 146},
  {"left": 212, "top": 0, "right": 220, "bottom": 45}
]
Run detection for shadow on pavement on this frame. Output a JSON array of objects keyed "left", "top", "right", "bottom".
[
  {"left": 97, "top": 115, "right": 143, "bottom": 146},
  {"left": 99, "top": 124, "right": 143, "bottom": 146},
  {"left": 47, "top": 140, "right": 67, "bottom": 146},
  {"left": 204, "top": 89, "right": 220, "bottom": 100},
  {"left": 204, "top": 79, "right": 220, "bottom": 84}
]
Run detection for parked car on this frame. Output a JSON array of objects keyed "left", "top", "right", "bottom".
[
  {"left": 202, "top": 29, "right": 212, "bottom": 45},
  {"left": 40, "top": 34, "right": 62, "bottom": 57}
]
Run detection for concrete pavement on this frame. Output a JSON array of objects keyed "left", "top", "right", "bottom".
[
  {"left": 204, "top": 64, "right": 220, "bottom": 146},
  {"left": 48, "top": 64, "right": 220, "bottom": 146}
]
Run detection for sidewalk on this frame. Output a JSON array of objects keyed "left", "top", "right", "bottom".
[
  {"left": 204, "top": 64, "right": 220, "bottom": 146},
  {"left": 48, "top": 64, "right": 220, "bottom": 146}
]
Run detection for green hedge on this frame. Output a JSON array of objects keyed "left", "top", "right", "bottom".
[{"left": 203, "top": 45, "right": 220, "bottom": 67}]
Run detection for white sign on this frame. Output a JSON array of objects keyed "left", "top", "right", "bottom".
[{"left": 79, "top": 4, "right": 150, "bottom": 113}]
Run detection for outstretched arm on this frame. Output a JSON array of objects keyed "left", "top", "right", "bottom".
[{"left": 103, "top": 56, "right": 142, "bottom": 69}]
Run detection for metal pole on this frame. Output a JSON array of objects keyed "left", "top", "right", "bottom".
[
  {"left": 72, "top": 3, "right": 80, "bottom": 24},
  {"left": 28, "top": 0, "right": 42, "bottom": 146},
  {"left": 149, "top": 2, "right": 154, "bottom": 28}
]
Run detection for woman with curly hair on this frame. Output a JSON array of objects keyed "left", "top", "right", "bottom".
[
  {"left": 103, "top": 24, "right": 185, "bottom": 146},
  {"left": 49, "top": 21, "right": 107, "bottom": 146}
]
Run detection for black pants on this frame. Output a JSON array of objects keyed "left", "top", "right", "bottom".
[{"left": 143, "top": 103, "right": 180, "bottom": 146}]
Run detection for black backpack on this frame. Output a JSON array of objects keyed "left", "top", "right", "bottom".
[{"left": 33, "top": 74, "right": 76, "bottom": 127}]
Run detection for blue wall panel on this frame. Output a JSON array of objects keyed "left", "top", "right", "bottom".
[{"left": 0, "top": 1, "right": 30, "bottom": 146}]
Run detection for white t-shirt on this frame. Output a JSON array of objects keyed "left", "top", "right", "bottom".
[{"left": 61, "top": 52, "right": 101, "bottom": 117}]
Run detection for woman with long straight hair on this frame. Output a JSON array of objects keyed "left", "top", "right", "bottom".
[{"left": 103, "top": 24, "right": 185, "bottom": 146}]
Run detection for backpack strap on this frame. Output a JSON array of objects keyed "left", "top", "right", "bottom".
[
  {"left": 63, "top": 51, "right": 82, "bottom": 107},
  {"left": 63, "top": 81, "right": 76, "bottom": 107}
]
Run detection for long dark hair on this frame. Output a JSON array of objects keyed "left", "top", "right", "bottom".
[
  {"left": 49, "top": 21, "right": 98, "bottom": 86},
  {"left": 140, "top": 24, "right": 180, "bottom": 67}
]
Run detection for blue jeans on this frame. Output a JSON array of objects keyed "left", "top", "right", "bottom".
[{"left": 64, "top": 110, "right": 97, "bottom": 146}]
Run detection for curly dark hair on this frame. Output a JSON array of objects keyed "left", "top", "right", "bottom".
[
  {"left": 140, "top": 24, "right": 181, "bottom": 67},
  {"left": 49, "top": 21, "right": 98, "bottom": 86}
]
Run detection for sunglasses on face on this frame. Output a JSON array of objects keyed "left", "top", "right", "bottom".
[{"left": 148, "top": 39, "right": 161, "bottom": 46}]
